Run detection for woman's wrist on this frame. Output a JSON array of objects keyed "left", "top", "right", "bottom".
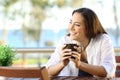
[
  {"left": 60, "top": 61, "right": 66, "bottom": 68},
  {"left": 76, "top": 61, "right": 81, "bottom": 68}
]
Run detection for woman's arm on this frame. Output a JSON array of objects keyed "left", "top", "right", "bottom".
[
  {"left": 77, "top": 62, "right": 107, "bottom": 77},
  {"left": 47, "top": 62, "right": 65, "bottom": 76},
  {"left": 71, "top": 49, "right": 107, "bottom": 77},
  {"left": 47, "top": 44, "right": 72, "bottom": 76}
]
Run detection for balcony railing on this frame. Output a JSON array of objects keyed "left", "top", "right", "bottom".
[
  {"left": 14, "top": 47, "right": 55, "bottom": 54},
  {"left": 15, "top": 47, "right": 120, "bottom": 54},
  {"left": 12, "top": 47, "right": 120, "bottom": 67}
]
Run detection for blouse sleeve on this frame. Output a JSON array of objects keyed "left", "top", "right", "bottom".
[
  {"left": 100, "top": 35, "right": 116, "bottom": 78},
  {"left": 45, "top": 36, "right": 68, "bottom": 68}
]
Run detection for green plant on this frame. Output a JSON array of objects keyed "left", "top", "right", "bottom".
[{"left": 0, "top": 45, "right": 16, "bottom": 66}]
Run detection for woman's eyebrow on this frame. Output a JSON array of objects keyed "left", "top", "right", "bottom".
[
  {"left": 75, "top": 22, "right": 81, "bottom": 24},
  {"left": 70, "top": 19, "right": 81, "bottom": 24}
]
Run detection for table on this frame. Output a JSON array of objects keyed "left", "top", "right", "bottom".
[
  {"left": 51, "top": 76, "right": 120, "bottom": 80},
  {"left": 0, "top": 76, "right": 119, "bottom": 80}
]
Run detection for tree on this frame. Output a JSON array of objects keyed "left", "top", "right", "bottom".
[
  {"left": 0, "top": 0, "right": 18, "bottom": 42},
  {"left": 113, "top": 0, "right": 119, "bottom": 46},
  {"left": 0, "top": 0, "right": 85, "bottom": 47},
  {"left": 21, "top": 0, "right": 52, "bottom": 47}
]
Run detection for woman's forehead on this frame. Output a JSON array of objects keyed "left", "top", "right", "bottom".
[{"left": 71, "top": 12, "right": 84, "bottom": 22}]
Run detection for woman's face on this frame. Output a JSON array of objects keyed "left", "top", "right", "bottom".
[{"left": 68, "top": 12, "right": 87, "bottom": 42}]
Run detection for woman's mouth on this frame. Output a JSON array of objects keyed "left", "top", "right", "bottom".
[{"left": 70, "top": 32, "right": 77, "bottom": 36}]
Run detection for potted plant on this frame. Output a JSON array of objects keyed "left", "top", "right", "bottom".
[{"left": 0, "top": 41, "right": 16, "bottom": 66}]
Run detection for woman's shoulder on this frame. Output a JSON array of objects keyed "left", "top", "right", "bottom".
[
  {"left": 60, "top": 35, "right": 73, "bottom": 44},
  {"left": 89, "top": 34, "right": 113, "bottom": 49},
  {"left": 59, "top": 35, "right": 77, "bottom": 44},
  {"left": 55, "top": 35, "right": 72, "bottom": 48},
  {"left": 100, "top": 34, "right": 111, "bottom": 40},
  {"left": 92, "top": 34, "right": 112, "bottom": 44},
  {"left": 94, "top": 34, "right": 111, "bottom": 40}
]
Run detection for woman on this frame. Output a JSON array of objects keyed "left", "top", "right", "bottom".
[{"left": 46, "top": 7, "right": 116, "bottom": 78}]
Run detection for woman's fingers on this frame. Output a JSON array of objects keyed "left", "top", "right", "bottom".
[
  {"left": 74, "top": 45, "right": 84, "bottom": 53},
  {"left": 70, "top": 51, "right": 81, "bottom": 67},
  {"left": 69, "top": 51, "right": 80, "bottom": 60},
  {"left": 61, "top": 44, "right": 83, "bottom": 67},
  {"left": 61, "top": 45, "right": 72, "bottom": 66}
]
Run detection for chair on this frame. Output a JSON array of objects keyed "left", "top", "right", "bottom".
[
  {"left": 0, "top": 66, "right": 50, "bottom": 80},
  {"left": 115, "top": 56, "right": 120, "bottom": 77}
]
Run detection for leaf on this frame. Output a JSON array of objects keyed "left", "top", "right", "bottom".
[{"left": 0, "top": 45, "right": 16, "bottom": 66}]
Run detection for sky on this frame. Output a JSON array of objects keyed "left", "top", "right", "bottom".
[
  {"left": 42, "top": 0, "right": 120, "bottom": 31},
  {"left": 42, "top": 6, "right": 73, "bottom": 32},
  {"left": 0, "top": 0, "right": 120, "bottom": 30}
]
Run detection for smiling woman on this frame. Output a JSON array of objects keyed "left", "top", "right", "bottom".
[{"left": 46, "top": 7, "right": 116, "bottom": 78}]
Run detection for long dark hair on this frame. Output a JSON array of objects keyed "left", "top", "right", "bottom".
[{"left": 69, "top": 7, "right": 107, "bottom": 39}]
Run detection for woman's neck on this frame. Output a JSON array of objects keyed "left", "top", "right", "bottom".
[
  {"left": 83, "top": 39, "right": 90, "bottom": 49},
  {"left": 76, "top": 38, "right": 90, "bottom": 49}
]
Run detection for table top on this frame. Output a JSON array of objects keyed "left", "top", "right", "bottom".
[
  {"left": 51, "top": 76, "right": 120, "bottom": 80},
  {"left": 0, "top": 76, "right": 119, "bottom": 80}
]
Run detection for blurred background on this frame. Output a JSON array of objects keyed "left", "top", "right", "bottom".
[{"left": 0, "top": 0, "right": 120, "bottom": 67}]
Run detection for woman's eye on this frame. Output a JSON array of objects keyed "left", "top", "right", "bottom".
[{"left": 75, "top": 24, "right": 80, "bottom": 26}]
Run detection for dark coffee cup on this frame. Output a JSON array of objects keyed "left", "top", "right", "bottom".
[
  {"left": 64, "top": 43, "right": 79, "bottom": 59},
  {"left": 64, "top": 43, "right": 78, "bottom": 51}
]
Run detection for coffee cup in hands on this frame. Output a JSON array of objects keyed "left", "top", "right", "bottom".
[{"left": 64, "top": 43, "right": 79, "bottom": 59}]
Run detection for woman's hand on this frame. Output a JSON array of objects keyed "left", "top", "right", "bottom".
[
  {"left": 61, "top": 44, "right": 72, "bottom": 66},
  {"left": 61, "top": 44, "right": 86, "bottom": 68},
  {"left": 75, "top": 45, "right": 87, "bottom": 62},
  {"left": 71, "top": 45, "right": 85, "bottom": 68},
  {"left": 70, "top": 50, "right": 82, "bottom": 68}
]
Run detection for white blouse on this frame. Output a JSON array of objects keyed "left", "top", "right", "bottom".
[{"left": 46, "top": 34, "right": 116, "bottom": 78}]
